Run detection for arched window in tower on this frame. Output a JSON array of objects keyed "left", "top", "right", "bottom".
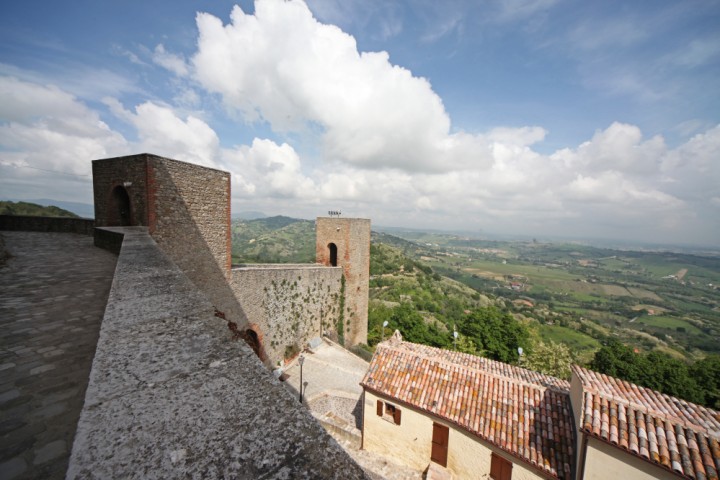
[
  {"left": 111, "top": 185, "right": 132, "bottom": 226},
  {"left": 328, "top": 243, "right": 338, "bottom": 266}
]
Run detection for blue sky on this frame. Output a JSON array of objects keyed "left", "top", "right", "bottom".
[{"left": 1, "top": 0, "right": 719, "bottom": 246}]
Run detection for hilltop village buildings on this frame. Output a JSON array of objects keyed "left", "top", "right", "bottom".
[
  {"left": 362, "top": 334, "right": 720, "bottom": 480},
  {"left": 3, "top": 154, "right": 716, "bottom": 478}
]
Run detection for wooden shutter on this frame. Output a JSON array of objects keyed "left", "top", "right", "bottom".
[
  {"left": 490, "top": 453, "right": 512, "bottom": 480},
  {"left": 394, "top": 407, "right": 402, "bottom": 425},
  {"left": 431, "top": 423, "right": 449, "bottom": 467},
  {"left": 377, "top": 400, "right": 383, "bottom": 416}
]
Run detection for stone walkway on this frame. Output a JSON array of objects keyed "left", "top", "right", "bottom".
[
  {"left": 0, "top": 232, "right": 117, "bottom": 480},
  {"left": 282, "top": 340, "right": 423, "bottom": 480}
]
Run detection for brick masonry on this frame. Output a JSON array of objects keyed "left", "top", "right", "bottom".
[{"left": 316, "top": 217, "right": 371, "bottom": 347}]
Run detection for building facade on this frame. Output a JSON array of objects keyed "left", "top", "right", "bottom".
[{"left": 362, "top": 335, "right": 720, "bottom": 480}]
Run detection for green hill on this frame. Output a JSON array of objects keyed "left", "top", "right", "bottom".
[
  {"left": 231, "top": 216, "right": 315, "bottom": 263},
  {"left": 0, "top": 201, "right": 79, "bottom": 218}
]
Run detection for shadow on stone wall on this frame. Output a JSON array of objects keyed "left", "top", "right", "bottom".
[{"left": 147, "top": 161, "right": 267, "bottom": 362}]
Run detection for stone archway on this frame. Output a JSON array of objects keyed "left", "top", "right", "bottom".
[
  {"left": 110, "top": 185, "right": 132, "bottom": 226},
  {"left": 328, "top": 243, "right": 338, "bottom": 267},
  {"left": 243, "top": 329, "right": 261, "bottom": 357},
  {"left": 239, "top": 325, "right": 268, "bottom": 363}
]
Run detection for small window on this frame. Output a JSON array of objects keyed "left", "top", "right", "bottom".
[
  {"left": 328, "top": 243, "right": 338, "bottom": 266},
  {"left": 376, "top": 400, "right": 401, "bottom": 425},
  {"left": 490, "top": 452, "right": 512, "bottom": 480}
]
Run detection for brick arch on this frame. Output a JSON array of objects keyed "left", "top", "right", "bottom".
[{"left": 242, "top": 324, "right": 267, "bottom": 362}]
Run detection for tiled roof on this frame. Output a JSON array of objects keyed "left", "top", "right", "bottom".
[
  {"left": 361, "top": 340, "right": 575, "bottom": 479},
  {"left": 573, "top": 365, "right": 720, "bottom": 480}
]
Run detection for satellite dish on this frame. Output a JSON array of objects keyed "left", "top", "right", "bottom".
[{"left": 517, "top": 347, "right": 524, "bottom": 356}]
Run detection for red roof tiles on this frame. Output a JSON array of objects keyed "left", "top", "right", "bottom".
[
  {"left": 573, "top": 365, "right": 720, "bottom": 480},
  {"left": 361, "top": 340, "right": 576, "bottom": 479}
]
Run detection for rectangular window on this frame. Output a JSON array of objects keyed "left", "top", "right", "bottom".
[
  {"left": 490, "top": 453, "right": 512, "bottom": 480},
  {"left": 376, "top": 400, "right": 401, "bottom": 425}
]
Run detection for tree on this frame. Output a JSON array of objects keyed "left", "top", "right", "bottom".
[
  {"left": 590, "top": 340, "right": 709, "bottom": 407},
  {"left": 454, "top": 333, "right": 482, "bottom": 356},
  {"left": 459, "top": 307, "right": 530, "bottom": 363},
  {"left": 691, "top": 354, "right": 720, "bottom": 409},
  {"left": 521, "top": 340, "right": 575, "bottom": 379}
]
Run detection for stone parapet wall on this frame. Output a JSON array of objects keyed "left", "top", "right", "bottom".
[
  {"left": 0, "top": 215, "right": 94, "bottom": 235},
  {"left": 231, "top": 265, "right": 343, "bottom": 367},
  {"left": 68, "top": 228, "right": 367, "bottom": 479}
]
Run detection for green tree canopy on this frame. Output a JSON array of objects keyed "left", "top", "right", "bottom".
[
  {"left": 459, "top": 307, "right": 530, "bottom": 363},
  {"left": 590, "top": 339, "right": 709, "bottom": 407},
  {"left": 521, "top": 340, "right": 575, "bottom": 380}
]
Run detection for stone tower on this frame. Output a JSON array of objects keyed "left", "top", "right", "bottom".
[
  {"left": 315, "top": 217, "right": 370, "bottom": 347},
  {"left": 91, "top": 154, "right": 238, "bottom": 320}
]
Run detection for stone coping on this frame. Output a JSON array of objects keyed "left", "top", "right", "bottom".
[
  {"left": 232, "top": 263, "right": 341, "bottom": 270},
  {"left": 67, "top": 228, "right": 367, "bottom": 479}
]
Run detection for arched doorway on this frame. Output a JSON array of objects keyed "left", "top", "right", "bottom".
[
  {"left": 111, "top": 185, "right": 132, "bottom": 226},
  {"left": 328, "top": 243, "right": 338, "bottom": 266},
  {"left": 243, "top": 329, "right": 261, "bottom": 358}
]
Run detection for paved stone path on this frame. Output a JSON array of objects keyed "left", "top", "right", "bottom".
[
  {"left": 282, "top": 340, "right": 423, "bottom": 480},
  {"left": 0, "top": 232, "right": 117, "bottom": 480}
]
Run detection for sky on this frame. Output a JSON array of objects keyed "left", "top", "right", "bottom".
[{"left": 1, "top": 0, "right": 719, "bottom": 246}]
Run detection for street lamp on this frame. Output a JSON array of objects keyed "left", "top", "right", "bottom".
[
  {"left": 381, "top": 320, "right": 389, "bottom": 342},
  {"left": 298, "top": 355, "right": 305, "bottom": 403}
]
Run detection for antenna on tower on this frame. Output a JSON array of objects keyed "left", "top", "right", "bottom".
[{"left": 328, "top": 210, "right": 342, "bottom": 218}]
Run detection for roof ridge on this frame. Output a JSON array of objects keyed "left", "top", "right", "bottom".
[{"left": 379, "top": 341, "right": 570, "bottom": 394}]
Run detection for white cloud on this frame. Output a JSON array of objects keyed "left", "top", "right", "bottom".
[
  {"left": 104, "top": 98, "right": 219, "bottom": 168},
  {"left": 551, "top": 122, "right": 666, "bottom": 174},
  {"left": 222, "top": 139, "right": 316, "bottom": 199},
  {"left": 152, "top": 44, "right": 190, "bottom": 77},
  {"left": 0, "top": 76, "right": 128, "bottom": 202},
  {"left": 191, "top": 1, "right": 492, "bottom": 173}
]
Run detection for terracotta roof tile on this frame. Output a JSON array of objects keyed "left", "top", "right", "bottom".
[
  {"left": 573, "top": 365, "right": 720, "bottom": 480},
  {"left": 361, "top": 340, "right": 575, "bottom": 479}
]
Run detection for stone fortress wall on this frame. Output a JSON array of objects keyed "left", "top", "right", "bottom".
[
  {"left": 231, "top": 264, "right": 343, "bottom": 366},
  {"left": 92, "top": 154, "right": 370, "bottom": 367}
]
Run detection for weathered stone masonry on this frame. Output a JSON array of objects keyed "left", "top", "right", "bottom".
[
  {"left": 92, "top": 154, "right": 240, "bottom": 321},
  {"left": 92, "top": 154, "right": 370, "bottom": 368},
  {"left": 231, "top": 265, "right": 343, "bottom": 366}
]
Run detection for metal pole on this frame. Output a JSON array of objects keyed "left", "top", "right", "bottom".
[{"left": 298, "top": 355, "right": 304, "bottom": 403}]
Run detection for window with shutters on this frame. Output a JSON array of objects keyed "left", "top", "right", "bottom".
[
  {"left": 490, "top": 452, "right": 512, "bottom": 480},
  {"left": 376, "top": 400, "right": 401, "bottom": 425}
]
